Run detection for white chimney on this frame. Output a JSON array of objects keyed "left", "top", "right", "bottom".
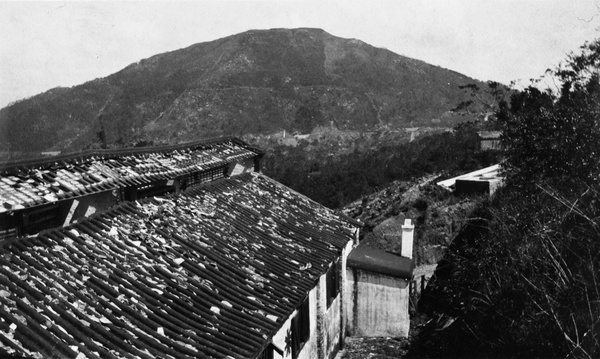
[{"left": 401, "top": 219, "right": 414, "bottom": 259}]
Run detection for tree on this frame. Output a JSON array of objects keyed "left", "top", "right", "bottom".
[
  {"left": 453, "top": 81, "right": 512, "bottom": 123},
  {"left": 414, "top": 39, "right": 600, "bottom": 359},
  {"left": 294, "top": 96, "right": 323, "bottom": 133},
  {"left": 500, "top": 41, "right": 600, "bottom": 187}
]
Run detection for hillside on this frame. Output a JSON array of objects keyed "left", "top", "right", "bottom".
[
  {"left": 0, "top": 28, "right": 487, "bottom": 160},
  {"left": 342, "top": 175, "right": 482, "bottom": 265}
]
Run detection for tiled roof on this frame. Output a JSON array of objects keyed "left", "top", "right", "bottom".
[
  {"left": 0, "top": 172, "right": 357, "bottom": 359},
  {"left": 0, "top": 138, "right": 260, "bottom": 213},
  {"left": 347, "top": 245, "right": 414, "bottom": 279}
]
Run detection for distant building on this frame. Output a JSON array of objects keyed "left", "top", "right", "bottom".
[
  {"left": 477, "top": 131, "right": 502, "bottom": 151},
  {"left": 437, "top": 164, "right": 504, "bottom": 197},
  {"left": 0, "top": 137, "right": 414, "bottom": 359}
]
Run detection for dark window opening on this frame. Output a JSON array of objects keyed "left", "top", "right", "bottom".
[
  {"left": 258, "top": 343, "right": 281, "bottom": 359},
  {"left": 0, "top": 212, "right": 21, "bottom": 240},
  {"left": 122, "top": 186, "right": 138, "bottom": 201},
  {"left": 184, "top": 167, "right": 226, "bottom": 190},
  {"left": 326, "top": 259, "right": 341, "bottom": 307},
  {"left": 291, "top": 297, "right": 310, "bottom": 359},
  {"left": 258, "top": 347, "right": 273, "bottom": 359},
  {"left": 22, "top": 203, "right": 61, "bottom": 236},
  {"left": 258, "top": 343, "right": 282, "bottom": 359}
]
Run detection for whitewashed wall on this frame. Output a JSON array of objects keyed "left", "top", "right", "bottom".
[
  {"left": 268, "top": 234, "right": 356, "bottom": 359},
  {"left": 345, "top": 268, "right": 410, "bottom": 337}
]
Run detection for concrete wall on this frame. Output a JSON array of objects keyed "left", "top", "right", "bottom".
[
  {"left": 268, "top": 237, "right": 356, "bottom": 359},
  {"left": 322, "top": 239, "right": 353, "bottom": 358},
  {"left": 455, "top": 179, "right": 490, "bottom": 196},
  {"left": 270, "top": 283, "right": 319, "bottom": 359},
  {"left": 480, "top": 139, "right": 501, "bottom": 151},
  {"left": 298, "top": 277, "right": 322, "bottom": 359},
  {"left": 345, "top": 268, "right": 410, "bottom": 337},
  {"left": 455, "top": 178, "right": 504, "bottom": 197},
  {"left": 324, "top": 290, "right": 342, "bottom": 358}
]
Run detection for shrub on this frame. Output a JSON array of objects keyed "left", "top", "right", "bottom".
[
  {"left": 416, "top": 182, "right": 600, "bottom": 358},
  {"left": 413, "top": 38, "right": 600, "bottom": 359},
  {"left": 413, "top": 198, "right": 429, "bottom": 212}
]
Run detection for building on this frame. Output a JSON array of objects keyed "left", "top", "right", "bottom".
[
  {"left": 476, "top": 131, "right": 502, "bottom": 151},
  {"left": 436, "top": 164, "right": 504, "bottom": 197},
  {"left": 0, "top": 138, "right": 260, "bottom": 240},
  {"left": 0, "top": 137, "right": 413, "bottom": 359},
  {"left": 346, "top": 219, "right": 415, "bottom": 337}
]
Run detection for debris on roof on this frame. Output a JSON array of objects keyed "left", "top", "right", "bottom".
[
  {"left": 0, "top": 138, "right": 259, "bottom": 213},
  {"left": 0, "top": 172, "right": 357, "bottom": 359}
]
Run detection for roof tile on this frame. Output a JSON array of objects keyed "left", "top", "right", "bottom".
[
  {"left": 0, "top": 172, "right": 356, "bottom": 358},
  {"left": 0, "top": 139, "right": 259, "bottom": 213}
]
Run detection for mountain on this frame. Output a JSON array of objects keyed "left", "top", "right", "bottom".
[{"left": 0, "top": 28, "right": 486, "bottom": 160}]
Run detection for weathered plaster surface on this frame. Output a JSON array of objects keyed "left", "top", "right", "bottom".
[
  {"left": 346, "top": 269, "right": 410, "bottom": 337},
  {"left": 270, "top": 236, "right": 356, "bottom": 359}
]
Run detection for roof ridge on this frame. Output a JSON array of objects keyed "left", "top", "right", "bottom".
[
  {"left": 0, "top": 136, "right": 262, "bottom": 172},
  {"left": 253, "top": 172, "right": 362, "bottom": 227},
  {"left": 0, "top": 139, "right": 261, "bottom": 215},
  {"left": 0, "top": 171, "right": 358, "bottom": 358}
]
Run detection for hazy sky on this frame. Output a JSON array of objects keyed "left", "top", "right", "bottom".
[{"left": 1, "top": 0, "right": 599, "bottom": 108}]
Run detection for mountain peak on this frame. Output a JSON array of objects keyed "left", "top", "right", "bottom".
[{"left": 0, "top": 28, "right": 485, "bottom": 159}]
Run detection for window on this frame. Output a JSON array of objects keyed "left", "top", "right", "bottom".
[
  {"left": 291, "top": 297, "right": 310, "bottom": 359},
  {"left": 326, "top": 259, "right": 341, "bottom": 307},
  {"left": 185, "top": 167, "right": 226, "bottom": 190},
  {"left": 0, "top": 211, "right": 20, "bottom": 240},
  {"left": 258, "top": 343, "right": 283, "bottom": 359},
  {"left": 22, "top": 203, "right": 60, "bottom": 235},
  {"left": 258, "top": 346, "right": 273, "bottom": 359}
]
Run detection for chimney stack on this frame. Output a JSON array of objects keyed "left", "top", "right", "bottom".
[{"left": 401, "top": 219, "right": 414, "bottom": 259}]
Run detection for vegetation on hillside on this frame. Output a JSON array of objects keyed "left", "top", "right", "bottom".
[
  {"left": 413, "top": 39, "right": 600, "bottom": 359},
  {"left": 0, "top": 28, "right": 487, "bottom": 160},
  {"left": 262, "top": 121, "right": 498, "bottom": 209},
  {"left": 341, "top": 174, "right": 483, "bottom": 267}
]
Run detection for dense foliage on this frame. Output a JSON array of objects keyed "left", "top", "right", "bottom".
[
  {"left": 414, "top": 40, "right": 600, "bottom": 358},
  {"left": 263, "top": 122, "right": 498, "bottom": 209}
]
